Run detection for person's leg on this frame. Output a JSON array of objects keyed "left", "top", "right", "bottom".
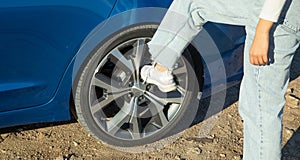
[
  {"left": 239, "top": 14, "right": 300, "bottom": 160},
  {"left": 141, "top": 0, "right": 249, "bottom": 92},
  {"left": 148, "top": 0, "right": 249, "bottom": 70}
]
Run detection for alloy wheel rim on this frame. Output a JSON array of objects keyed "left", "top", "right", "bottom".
[{"left": 88, "top": 37, "right": 189, "bottom": 140}]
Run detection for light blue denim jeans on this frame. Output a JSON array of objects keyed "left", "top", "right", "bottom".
[
  {"left": 239, "top": 0, "right": 300, "bottom": 159},
  {"left": 148, "top": 0, "right": 300, "bottom": 159}
]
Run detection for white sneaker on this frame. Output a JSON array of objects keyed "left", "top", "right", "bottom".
[{"left": 141, "top": 65, "right": 177, "bottom": 92}]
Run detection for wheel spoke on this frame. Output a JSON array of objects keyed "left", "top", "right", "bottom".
[
  {"left": 157, "top": 111, "right": 169, "bottom": 127},
  {"left": 176, "top": 86, "right": 186, "bottom": 96},
  {"left": 93, "top": 73, "right": 130, "bottom": 93},
  {"left": 106, "top": 98, "right": 135, "bottom": 135},
  {"left": 148, "top": 102, "right": 169, "bottom": 128},
  {"left": 164, "top": 92, "right": 183, "bottom": 104},
  {"left": 145, "top": 91, "right": 167, "bottom": 105},
  {"left": 132, "top": 39, "right": 147, "bottom": 83},
  {"left": 110, "top": 48, "right": 134, "bottom": 72},
  {"left": 173, "top": 65, "right": 186, "bottom": 75},
  {"left": 128, "top": 98, "right": 142, "bottom": 139},
  {"left": 90, "top": 97, "right": 113, "bottom": 115},
  {"left": 106, "top": 111, "right": 129, "bottom": 135},
  {"left": 90, "top": 90, "right": 130, "bottom": 115},
  {"left": 145, "top": 94, "right": 169, "bottom": 127},
  {"left": 145, "top": 90, "right": 183, "bottom": 105}
]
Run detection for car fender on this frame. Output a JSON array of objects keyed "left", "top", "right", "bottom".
[{"left": 71, "top": 7, "right": 168, "bottom": 84}]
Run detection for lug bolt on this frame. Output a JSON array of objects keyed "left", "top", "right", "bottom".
[
  {"left": 128, "top": 93, "right": 133, "bottom": 98},
  {"left": 146, "top": 85, "right": 151, "bottom": 90},
  {"left": 103, "top": 92, "right": 108, "bottom": 98},
  {"left": 139, "top": 96, "right": 144, "bottom": 100},
  {"left": 129, "top": 82, "right": 133, "bottom": 87}
]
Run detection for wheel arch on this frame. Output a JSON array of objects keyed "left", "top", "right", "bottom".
[
  {"left": 72, "top": 8, "right": 167, "bottom": 86},
  {"left": 68, "top": 8, "right": 205, "bottom": 118}
]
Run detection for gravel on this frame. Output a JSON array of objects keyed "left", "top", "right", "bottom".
[{"left": 0, "top": 52, "right": 299, "bottom": 160}]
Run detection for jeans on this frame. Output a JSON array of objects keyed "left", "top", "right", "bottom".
[{"left": 148, "top": 0, "right": 300, "bottom": 159}]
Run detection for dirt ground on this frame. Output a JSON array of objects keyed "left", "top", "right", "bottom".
[{"left": 0, "top": 53, "right": 299, "bottom": 160}]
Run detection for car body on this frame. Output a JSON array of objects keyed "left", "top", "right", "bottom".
[{"left": 0, "top": 0, "right": 245, "bottom": 146}]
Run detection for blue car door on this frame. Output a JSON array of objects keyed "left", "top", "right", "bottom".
[{"left": 0, "top": 0, "right": 116, "bottom": 112}]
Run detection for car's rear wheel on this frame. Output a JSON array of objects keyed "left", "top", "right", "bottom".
[{"left": 74, "top": 24, "right": 199, "bottom": 147}]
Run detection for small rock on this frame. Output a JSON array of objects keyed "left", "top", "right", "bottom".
[
  {"left": 220, "top": 153, "right": 226, "bottom": 158},
  {"left": 187, "top": 147, "right": 202, "bottom": 155},
  {"left": 175, "top": 155, "right": 181, "bottom": 160},
  {"left": 236, "top": 129, "right": 242, "bottom": 135},
  {"left": 286, "top": 94, "right": 300, "bottom": 107},
  {"left": 234, "top": 155, "right": 242, "bottom": 160},
  {"left": 1, "top": 149, "right": 6, "bottom": 153},
  {"left": 73, "top": 141, "right": 79, "bottom": 147},
  {"left": 164, "top": 152, "right": 173, "bottom": 158},
  {"left": 63, "top": 153, "right": 77, "bottom": 160},
  {"left": 238, "top": 138, "right": 244, "bottom": 144},
  {"left": 208, "top": 134, "right": 215, "bottom": 139},
  {"left": 198, "top": 143, "right": 204, "bottom": 148},
  {"left": 185, "top": 137, "right": 214, "bottom": 144},
  {"left": 284, "top": 127, "right": 295, "bottom": 137},
  {"left": 195, "top": 147, "right": 202, "bottom": 154},
  {"left": 287, "top": 88, "right": 294, "bottom": 94},
  {"left": 1, "top": 133, "right": 10, "bottom": 139},
  {"left": 0, "top": 133, "right": 10, "bottom": 143}
]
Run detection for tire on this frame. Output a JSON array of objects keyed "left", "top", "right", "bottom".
[{"left": 74, "top": 24, "right": 199, "bottom": 147}]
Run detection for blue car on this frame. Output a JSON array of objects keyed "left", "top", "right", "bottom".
[{"left": 0, "top": 0, "right": 245, "bottom": 147}]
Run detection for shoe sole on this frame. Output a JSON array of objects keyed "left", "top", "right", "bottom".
[{"left": 141, "top": 74, "right": 177, "bottom": 92}]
